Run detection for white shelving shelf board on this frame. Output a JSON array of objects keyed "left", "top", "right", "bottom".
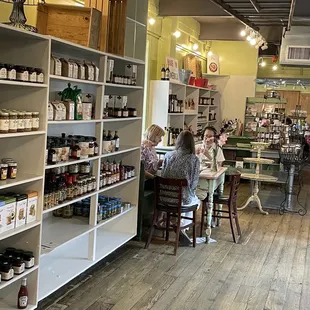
[
  {"left": 0, "top": 80, "right": 48, "bottom": 88},
  {"left": 0, "top": 221, "right": 40, "bottom": 242},
  {"left": 102, "top": 117, "right": 142, "bottom": 123},
  {"left": 0, "top": 174, "right": 43, "bottom": 190},
  {"left": 50, "top": 75, "right": 104, "bottom": 86},
  {"left": 0, "top": 131, "right": 45, "bottom": 139},
  {"left": 45, "top": 156, "right": 100, "bottom": 170},
  {"left": 48, "top": 120, "right": 102, "bottom": 125},
  {"left": 101, "top": 146, "right": 140, "bottom": 158},
  {"left": 98, "top": 177, "right": 138, "bottom": 194},
  {"left": 104, "top": 82, "right": 143, "bottom": 90}
]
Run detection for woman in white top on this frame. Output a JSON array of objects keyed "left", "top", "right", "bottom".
[{"left": 195, "top": 126, "right": 225, "bottom": 200}]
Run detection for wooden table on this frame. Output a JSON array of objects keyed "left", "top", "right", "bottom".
[{"left": 199, "top": 167, "right": 227, "bottom": 243}]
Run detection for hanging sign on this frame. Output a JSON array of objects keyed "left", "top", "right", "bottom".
[
  {"left": 166, "top": 56, "right": 179, "bottom": 83},
  {"left": 207, "top": 53, "right": 220, "bottom": 75}
]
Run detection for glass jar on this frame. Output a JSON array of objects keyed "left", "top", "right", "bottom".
[
  {"left": 12, "top": 256, "right": 25, "bottom": 275},
  {"left": 8, "top": 162, "right": 17, "bottom": 179},
  {"left": 0, "top": 63, "right": 7, "bottom": 80},
  {"left": 0, "top": 163, "right": 8, "bottom": 181},
  {"left": 80, "top": 162, "right": 91, "bottom": 174},
  {"left": 114, "top": 108, "right": 122, "bottom": 118},
  {"left": 77, "top": 180, "right": 83, "bottom": 196},
  {"left": 35, "top": 68, "right": 44, "bottom": 83},
  {"left": 69, "top": 164, "right": 79, "bottom": 174},
  {"left": 23, "top": 251, "right": 35, "bottom": 269},
  {"left": 83, "top": 178, "right": 88, "bottom": 194},
  {"left": 128, "top": 108, "right": 137, "bottom": 117},
  {"left": 0, "top": 261, "right": 14, "bottom": 280},
  {"left": 28, "top": 67, "right": 37, "bottom": 83},
  {"left": 91, "top": 176, "right": 96, "bottom": 191},
  {"left": 63, "top": 205, "right": 74, "bottom": 218},
  {"left": 88, "top": 140, "right": 94, "bottom": 157},
  {"left": 87, "top": 177, "right": 93, "bottom": 192},
  {"left": 17, "top": 112, "right": 25, "bottom": 132},
  {"left": 8, "top": 111, "right": 17, "bottom": 133},
  {"left": 31, "top": 112, "right": 39, "bottom": 131},
  {"left": 0, "top": 112, "right": 9, "bottom": 134},
  {"left": 6, "top": 64, "right": 16, "bottom": 80},
  {"left": 103, "top": 172, "right": 107, "bottom": 187},
  {"left": 16, "top": 66, "right": 29, "bottom": 82},
  {"left": 24, "top": 112, "right": 32, "bottom": 132}
]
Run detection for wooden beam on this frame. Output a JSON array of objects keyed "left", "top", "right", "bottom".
[{"left": 249, "top": 0, "right": 261, "bottom": 13}]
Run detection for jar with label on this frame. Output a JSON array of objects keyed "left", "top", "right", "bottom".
[
  {"left": 35, "top": 68, "right": 44, "bottom": 83},
  {"left": 0, "top": 63, "right": 7, "bottom": 79},
  {"left": 88, "top": 139, "right": 94, "bottom": 157},
  {"left": 31, "top": 112, "right": 39, "bottom": 131},
  {"left": 114, "top": 108, "right": 122, "bottom": 118},
  {"left": 83, "top": 178, "right": 88, "bottom": 194},
  {"left": 8, "top": 162, "right": 17, "bottom": 179},
  {"left": 93, "top": 137, "right": 99, "bottom": 156},
  {"left": 0, "top": 261, "right": 14, "bottom": 280},
  {"left": 24, "top": 112, "right": 32, "bottom": 132},
  {"left": 87, "top": 177, "right": 93, "bottom": 192},
  {"left": 23, "top": 252, "right": 35, "bottom": 269},
  {"left": 77, "top": 180, "right": 83, "bottom": 196},
  {"left": 0, "top": 111, "right": 9, "bottom": 133},
  {"left": 80, "top": 162, "right": 91, "bottom": 174},
  {"left": 13, "top": 257, "right": 25, "bottom": 275},
  {"left": 6, "top": 64, "right": 16, "bottom": 80},
  {"left": 122, "top": 106, "right": 129, "bottom": 118},
  {"left": 92, "top": 176, "right": 96, "bottom": 191},
  {"left": 66, "top": 176, "right": 74, "bottom": 200},
  {"left": 128, "top": 108, "right": 137, "bottom": 117},
  {"left": 28, "top": 67, "right": 37, "bottom": 83},
  {"left": 63, "top": 205, "right": 73, "bottom": 218},
  {"left": 69, "top": 164, "right": 79, "bottom": 174},
  {"left": 17, "top": 112, "right": 25, "bottom": 132},
  {"left": 0, "top": 164, "right": 8, "bottom": 180},
  {"left": 16, "top": 66, "right": 29, "bottom": 82},
  {"left": 8, "top": 111, "right": 17, "bottom": 133}
]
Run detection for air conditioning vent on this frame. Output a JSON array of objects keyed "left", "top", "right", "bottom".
[{"left": 287, "top": 47, "right": 310, "bottom": 60}]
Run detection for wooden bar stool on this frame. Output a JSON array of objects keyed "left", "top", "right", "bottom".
[
  {"left": 144, "top": 177, "right": 199, "bottom": 255},
  {"left": 200, "top": 173, "right": 242, "bottom": 243}
]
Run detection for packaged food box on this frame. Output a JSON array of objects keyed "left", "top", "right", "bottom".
[
  {"left": 0, "top": 196, "right": 17, "bottom": 231},
  {"left": 50, "top": 55, "right": 62, "bottom": 76},
  {"left": 24, "top": 191, "right": 38, "bottom": 223},
  {"left": 0, "top": 200, "right": 5, "bottom": 234},
  {"left": 12, "top": 194, "right": 27, "bottom": 228}
]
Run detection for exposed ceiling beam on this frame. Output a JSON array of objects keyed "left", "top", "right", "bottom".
[
  {"left": 286, "top": 0, "right": 296, "bottom": 32},
  {"left": 249, "top": 0, "right": 260, "bottom": 13},
  {"left": 209, "top": 0, "right": 259, "bottom": 30}
]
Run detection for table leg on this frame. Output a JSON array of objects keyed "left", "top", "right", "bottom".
[
  {"left": 206, "top": 183, "right": 215, "bottom": 243},
  {"left": 216, "top": 180, "right": 224, "bottom": 227}
]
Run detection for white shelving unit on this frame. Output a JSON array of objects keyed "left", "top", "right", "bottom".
[
  {"left": 150, "top": 80, "right": 222, "bottom": 145},
  {"left": 0, "top": 19, "right": 146, "bottom": 309}
]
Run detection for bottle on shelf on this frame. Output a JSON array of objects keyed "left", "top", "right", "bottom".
[
  {"left": 93, "top": 137, "right": 99, "bottom": 156},
  {"left": 113, "top": 131, "right": 120, "bottom": 152},
  {"left": 165, "top": 66, "right": 170, "bottom": 81},
  {"left": 48, "top": 142, "right": 57, "bottom": 165},
  {"left": 161, "top": 65, "right": 166, "bottom": 81},
  {"left": 18, "top": 278, "right": 28, "bottom": 309}
]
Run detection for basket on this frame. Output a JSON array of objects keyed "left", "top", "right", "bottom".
[{"left": 178, "top": 69, "right": 191, "bottom": 85}]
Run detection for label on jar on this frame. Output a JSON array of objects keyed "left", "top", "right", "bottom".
[
  {"left": 87, "top": 182, "right": 93, "bottom": 192},
  {"left": 9, "top": 118, "right": 17, "bottom": 131},
  {"left": 13, "top": 263, "right": 25, "bottom": 274},
  {"left": 0, "top": 119, "right": 9, "bottom": 132},
  {"left": 29, "top": 72, "right": 37, "bottom": 82},
  {"left": 19, "top": 296, "right": 28, "bottom": 307},
  {"left": 122, "top": 111, "right": 129, "bottom": 117},
  {"left": 78, "top": 142, "right": 89, "bottom": 159},
  {"left": 17, "top": 71, "right": 29, "bottom": 81},
  {"left": 89, "top": 147, "right": 95, "bottom": 157},
  {"left": 80, "top": 164, "right": 91, "bottom": 174},
  {"left": 0, "top": 67, "right": 7, "bottom": 79},
  {"left": 32, "top": 117, "right": 39, "bottom": 129},
  {"left": 25, "top": 118, "right": 32, "bottom": 129},
  {"left": 115, "top": 138, "right": 120, "bottom": 149},
  {"left": 18, "top": 118, "right": 24, "bottom": 131},
  {"left": 10, "top": 167, "right": 17, "bottom": 178},
  {"left": 8, "top": 69, "right": 16, "bottom": 80},
  {"left": 102, "top": 141, "right": 112, "bottom": 154},
  {"left": 37, "top": 73, "right": 44, "bottom": 83},
  {"left": 1, "top": 268, "right": 14, "bottom": 280},
  {"left": 95, "top": 146, "right": 99, "bottom": 155}
]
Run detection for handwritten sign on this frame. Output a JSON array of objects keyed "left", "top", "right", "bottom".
[
  {"left": 166, "top": 56, "right": 179, "bottom": 83},
  {"left": 207, "top": 53, "right": 220, "bottom": 75}
]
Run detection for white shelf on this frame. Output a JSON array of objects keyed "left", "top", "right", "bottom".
[
  {"left": 98, "top": 177, "right": 138, "bottom": 194},
  {"left": 0, "top": 265, "right": 39, "bottom": 291},
  {"left": 0, "top": 80, "right": 48, "bottom": 88},
  {"left": 0, "top": 221, "right": 40, "bottom": 242},
  {"left": 0, "top": 174, "right": 43, "bottom": 190},
  {"left": 0, "top": 131, "right": 45, "bottom": 139},
  {"left": 48, "top": 119, "right": 102, "bottom": 125},
  {"left": 50, "top": 75, "right": 104, "bottom": 86},
  {"left": 45, "top": 155, "right": 100, "bottom": 170},
  {"left": 104, "top": 82, "right": 143, "bottom": 90},
  {"left": 102, "top": 117, "right": 142, "bottom": 122},
  {"left": 101, "top": 146, "right": 140, "bottom": 158},
  {"left": 202, "top": 73, "right": 230, "bottom": 78}
]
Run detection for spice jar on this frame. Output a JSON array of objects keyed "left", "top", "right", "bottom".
[
  {"left": 8, "top": 162, "right": 17, "bottom": 179},
  {"left": 16, "top": 66, "right": 29, "bottom": 82},
  {"left": 80, "top": 162, "right": 91, "bottom": 174},
  {"left": 23, "top": 252, "right": 35, "bottom": 269},
  {"left": 0, "top": 63, "right": 7, "bottom": 80},
  {"left": 12, "top": 256, "right": 25, "bottom": 275},
  {"left": 28, "top": 67, "right": 37, "bottom": 83},
  {"left": 24, "top": 112, "right": 32, "bottom": 132},
  {"left": 6, "top": 64, "right": 16, "bottom": 80},
  {"left": 31, "top": 112, "right": 39, "bottom": 131},
  {"left": 0, "top": 111, "right": 9, "bottom": 134},
  {"left": 35, "top": 68, "right": 44, "bottom": 83},
  {"left": 128, "top": 108, "right": 137, "bottom": 117},
  {"left": 0, "top": 163, "right": 8, "bottom": 181},
  {"left": 0, "top": 261, "right": 14, "bottom": 280},
  {"left": 8, "top": 111, "right": 17, "bottom": 133},
  {"left": 17, "top": 112, "right": 25, "bottom": 132}
]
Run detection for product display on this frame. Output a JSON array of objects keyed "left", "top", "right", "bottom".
[
  {"left": 0, "top": 158, "right": 18, "bottom": 180},
  {"left": 103, "top": 95, "right": 137, "bottom": 119},
  {"left": 105, "top": 61, "right": 137, "bottom": 86},
  {"left": 0, "top": 110, "right": 40, "bottom": 134},
  {"left": 97, "top": 195, "right": 132, "bottom": 223},
  {"left": 99, "top": 160, "right": 135, "bottom": 188},
  {"left": 44, "top": 164, "right": 97, "bottom": 211},
  {"left": 168, "top": 95, "right": 184, "bottom": 113},
  {"left": 0, "top": 63, "right": 44, "bottom": 84},
  {"left": 102, "top": 130, "right": 120, "bottom": 154},
  {"left": 50, "top": 56, "right": 99, "bottom": 82},
  {"left": 46, "top": 133, "right": 99, "bottom": 165},
  {"left": 199, "top": 97, "right": 215, "bottom": 106}
]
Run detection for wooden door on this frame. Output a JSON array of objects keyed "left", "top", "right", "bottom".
[
  {"left": 277, "top": 90, "right": 301, "bottom": 116},
  {"left": 299, "top": 93, "right": 310, "bottom": 121}
]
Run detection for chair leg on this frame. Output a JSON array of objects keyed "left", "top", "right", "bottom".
[
  {"left": 235, "top": 212, "right": 241, "bottom": 237},
  {"left": 166, "top": 212, "right": 170, "bottom": 241},
  {"left": 145, "top": 208, "right": 158, "bottom": 249},
  {"left": 200, "top": 200, "right": 205, "bottom": 237},
  {"left": 228, "top": 205, "right": 236, "bottom": 243},
  {"left": 174, "top": 212, "right": 182, "bottom": 256},
  {"left": 193, "top": 210, "right": 196, "bottom": 248}
]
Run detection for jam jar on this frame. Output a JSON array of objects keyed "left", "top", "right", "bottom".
[
  {"left": 6, "top": 64, "right": 16, "bottom": 80},
  {"left": 16, "top": 66, "right": 29, "bottom": 82},
  {"left": 31, "top": 112, "right": 39, "bottom": 131},
  {"left": 23, "top": 251, "right": 35, "bottom": 269},
  {"left": 8, "top": 162, "right": 17, "bottom": 179},
  {"left": 28, "top": 67, "right": 37, "bottom": 83},
  {"left": 35, "top": 68, "right": 44, "bottom": 83},
  {"left": 0, "top": 261, "right": 14, "bottom": 280},
  {"left": 0, "top": 111, "right": 9, "bottom": 133},
  {"left": 24, "top": 112, "right": 32, "bottom": 132},
  {"left": 12, "top": 256, "right": 25, "bottom": 275},
  {"left": 0, "top": 63, "right": 7, "bottom": 80},
  {"left": 0, "top": 163, "right": 8, "bottom": 180},
  {"left": 8, "top": 111, "right": 17, "bottom": 133},
  {"left": 80, "top": 162, "right": 91, "bottom": 174},
  {"left": 128, "top": 108, "right": 137, "bottom": 117},
  {"left": 17, "top": 112, "right": 25, "bottom": 132}
]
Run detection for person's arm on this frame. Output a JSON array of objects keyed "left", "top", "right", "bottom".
[
  {"left": 145, "top": 171, "right": 155, "bottom": 179},
  {"left": 189, "top": 156, "right": 200, "bottom": 191}
]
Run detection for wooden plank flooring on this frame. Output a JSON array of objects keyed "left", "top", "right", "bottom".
[{"left": 39, "top": 182, "right": 310, "bottom": 310}]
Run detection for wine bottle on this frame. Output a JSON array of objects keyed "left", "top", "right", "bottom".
[
  {"left": 165, "top": 66, "right": 170, "bottom": 81},
  {"left": 161, "top": 65, "right": 166, "bottom": 80}
]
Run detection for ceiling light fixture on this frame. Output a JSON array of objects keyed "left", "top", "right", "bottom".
[
  {"left": 193, "top": 43, "right": 199, "bottom": 51},
  {"left": 148, "top": 18, "right": 155, "bottom": 25},
  {"left": 261, "top": 61, "right": 266, "bottom": 67},
  {"left": 272, "top": 65, "right": 278, "bottom": 71},
  {"left": 250, "top": 38, "right": 257, "bottom": 46},
  {"left": 207, "top": 50, "right": 213, "bottom": 56},
  {"left": 173, "top": 31, "right": 181, "bottom": 38}
]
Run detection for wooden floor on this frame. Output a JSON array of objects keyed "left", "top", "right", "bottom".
[{"left": 40, "top": 182, "right": 310, "bottom": 310}]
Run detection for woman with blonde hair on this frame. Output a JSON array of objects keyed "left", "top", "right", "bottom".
[{"left": 141, "top": 124, "right": 165, "bottom": 180}]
